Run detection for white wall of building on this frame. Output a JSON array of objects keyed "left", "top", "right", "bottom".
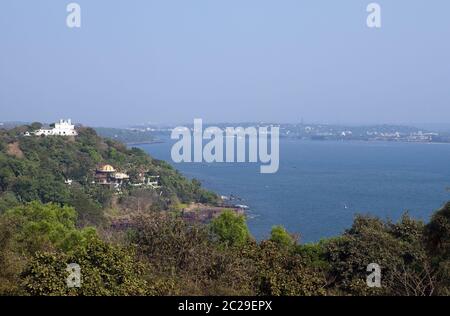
[{"left": 34, "top": 119, "right": 78, "bottom": 136}]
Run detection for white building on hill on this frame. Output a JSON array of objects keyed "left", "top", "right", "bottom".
[{"left": 33, "top": 119, "right": 78, "bottom": 136}]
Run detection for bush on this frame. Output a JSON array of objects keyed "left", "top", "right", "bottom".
[
  {"left": 4, "top": 201, "right": 96, "bottom": 254},
  {"left": 270, "top": 225, "right": 296, "bottom": 248},
  {"left": 325, "top": 214, "right": 437, "bottom": 296},
  {"left": 129, "top": 214, "right": 255, "bottom": 295},
  {"left": 22, "top": 237, "right": 148, "bottom": 296},
  {"left": 252, "top": 241, "right": 326, "bottom": 296},
  {"left": 210, "top": 210, "right": 251, "bottom": 247}
]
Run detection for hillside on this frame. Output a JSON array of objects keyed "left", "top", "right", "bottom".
[
  {"left": 0, "top": 123, "right": 448, "bottom": 296},
  {"left": 0, "top": 124, "right": 217, "bottom": 225}
]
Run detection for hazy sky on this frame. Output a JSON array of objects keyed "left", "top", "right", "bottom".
[{"left": 0, "top": 1, "right": 449, "bottom": 126}]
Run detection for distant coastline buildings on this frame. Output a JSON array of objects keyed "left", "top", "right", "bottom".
[{"left": 25, "top": 119, "right": 78, "bottom": 136}]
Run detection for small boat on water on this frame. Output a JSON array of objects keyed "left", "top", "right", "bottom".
[{"left": 235, "top": 204, "right": 250, "bottom": 210}]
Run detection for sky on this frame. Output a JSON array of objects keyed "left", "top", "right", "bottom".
[{"left": 0, "top": 0, "right": 449, "bottom": 127}]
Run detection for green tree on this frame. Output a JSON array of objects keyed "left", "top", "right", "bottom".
[
  {"left": 252, "top": 241, "right": 326, "bottom": 296},
  {"left": 0, "top": 192, "right": 19, "bottom": 214},
  {"left": 270, "top": 225, "right": 296, "bottom": 248},
  {"left": 0, "top": 216, "right": 25, "bottom": 295},
  {"left": 130, "top": 214, "right": 255, "bottom": 295},
  {"left": 68, "top": 185, "right": 105, "bottom": 226},
  {"left": 22, "top": 237, "right": 148, "bottom": 296},
  {"left": 210, "top": 210, "right": 251, "bottom": 247},
  {"left": 30, "top": 122, "right": 42, "bottom": 131},
  {"left": 325, "top": 214, "right": 435, "bottom": 296},
  {"left": 4, "top": 201, "right": 96, "bottom": 254},
  {"left": 424, "top": 202, "right": 450, "bottom": 295}
]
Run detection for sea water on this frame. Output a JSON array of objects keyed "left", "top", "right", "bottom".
[{"left": 137, "top": 139, "right": 450, "bottom": 243}]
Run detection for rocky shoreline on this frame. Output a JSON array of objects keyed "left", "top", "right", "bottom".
[{"left": 180, "top": 203, "right": 246, "bottom": 224}]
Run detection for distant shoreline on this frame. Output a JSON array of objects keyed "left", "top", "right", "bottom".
[
  {"left": 126, "top": 140, "right": 165, "bottom": 146},
  {"left": 133, "top": 137, "right": 450, "bottom": 147},
  {"left": 281, "top": 138, "right": 450, "bottom": 146}
]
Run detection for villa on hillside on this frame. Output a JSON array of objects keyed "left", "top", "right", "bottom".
[
  {"left": 131, "top": 173, "right": 161, "bottom": 189},
  {"left": 25, "top": 119, "right": 78, "bottom": 136},
  {"left": 94, "top": 164, "right": 130, "bottom": 187}
]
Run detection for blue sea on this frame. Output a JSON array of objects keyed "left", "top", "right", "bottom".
[{"left": 137, "top": 140, "right": 450, "bottom": 243}]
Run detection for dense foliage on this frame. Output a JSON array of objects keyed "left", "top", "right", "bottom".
[
  {"left": 0, "top": 124, "right": 448, "bottom": 296},
  {"left": 0, "top": 125, "right": 218, "bottom": 222},
  {"left": 210, "top": 210, "right": 251, "bottom": 247}
]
